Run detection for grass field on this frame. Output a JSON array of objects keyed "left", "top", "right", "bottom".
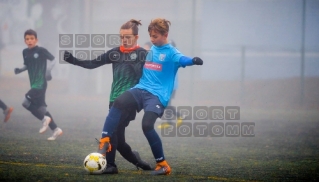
[{"left": 0, "top": 77, "right": 319, "bottom": 181}]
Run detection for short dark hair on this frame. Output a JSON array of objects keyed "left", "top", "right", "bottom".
[{"left": 24, "top": 29, "right": 37, "bottom": 39}]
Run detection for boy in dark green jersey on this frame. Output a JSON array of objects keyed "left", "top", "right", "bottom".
[
  {"left": 64, "top": 19, "right": 151, "bottom": 174},
  {"left": 14, "top": 29, "right": 62, "bottom": 141}
]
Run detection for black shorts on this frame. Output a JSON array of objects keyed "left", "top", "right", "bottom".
[
  {"left": 109, "top": 102, "right": 136, "bottom": 127},
  {"left": 25, "top": 88, "right": 47, "bottom": 107}
]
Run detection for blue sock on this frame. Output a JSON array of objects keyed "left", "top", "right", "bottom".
[
  {"left": 101, "top": 107, "right": 122, "bottom": 138},
  {"left": 144, "top": 129, "right": 165, "bottom": 162}
]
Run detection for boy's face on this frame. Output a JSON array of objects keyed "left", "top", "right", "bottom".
[
  {"left": 120, "top": 28, "right": 138, "bottom": 49},
  {"left": 24, "top": 35, "right": 38, "bottom": 49},
  {"left": 149, "top": 30, "right": 167, "bottom": 47}
]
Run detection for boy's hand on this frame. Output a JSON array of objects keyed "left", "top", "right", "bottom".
[
  {"left": 63, "top": 51, "right": 74, "bottom": 63},
  {"left": 46, "top": 70, "right": 52, "bottom": 81},
  {"left": 192, "top": 57, "right": 203, "bottom": 65},
  {"left": 14, "top": 68, "right": 22, "bottom": 74}
]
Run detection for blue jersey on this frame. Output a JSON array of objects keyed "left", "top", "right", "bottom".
[{"left": 134, "top": 44, "right": 184, "bottom": 107}]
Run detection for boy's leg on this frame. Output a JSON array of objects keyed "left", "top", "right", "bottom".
[
  {"left": 38, "top": 88, "right": 62, "bottom": 139},
  {"left": 27, "top": 104, "right": 44, "bottom": 120},
  {"left": 103, "top": 130, "right": 119, "bottom": 174},
  {"left": 40, "top": 88, "right": 62, "bottom": 140},
  {"left": 116, "top": 113, "right": 152, "bottom": 170},
  {"left": 0, "top": 99, "right": 13, "bottom": 122},
  {"left": 141, "top": 91, "right": 171, "bottom": 175},
  {"left": 142, "top": 111, "right": 165, "bottom": 161},
  {"left": 44, "top": 111, "right": 57, "bottom": 130},
  {"left": 142, "top": 111, "right": 171, "bottom": 175},
  {"left": 45, "top": 111, "right": 62, "bottom": 140},
  {"left": 0, "top": 99, "right": 7, "bottom": 111},
  {"left": 23, "top": 89, "right": 51, "bottom": 133},
  {"left": 103, "top": 102, "right": 119, "bottom": 174},
  {"left": 98, "top": 90, "right": 139, "bottom": 154}
]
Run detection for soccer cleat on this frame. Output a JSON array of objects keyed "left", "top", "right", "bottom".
[
  {"left": 151, "top": 160, "right": 171, "bottom": 175},
  {"left": 39, "top": 116, "right": 51, "bottom": 133},
  {"left": 47, "top": 127, "right": 63, "bottom": 140},
  {"left": 97, "top": 137, "right": 112, "bottom": 156},
  {"left": 132, "top": 151, "right": 152, "bottom": 170},
  {"left": 102, "top": 164, "right": 118, "bottom": 174},
  {"left": 4, "top": 107, "right": 13, "bottom": 123}
]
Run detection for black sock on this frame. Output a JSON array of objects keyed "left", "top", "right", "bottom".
[
  {"left": 106, "top": 130, "right": 118, "bottom": 166},
  {"left": 45, "top": 112, "right": 57, "bottom": 130},
  {"left": 116, "top": 123, "right": 138, "bottom": 165},
  {"left": 0, "top": 100, "right": 8, "bottom": 111},
  {"left": 117, "top": 143, "right": 138, "bottom": 165}
]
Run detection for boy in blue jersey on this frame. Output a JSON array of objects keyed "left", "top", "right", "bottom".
[
  {"left": 97, "top": 18, "right": 203, "bottom": 175},
  {"left": 146, "top": 40, "right": 183, "bottom": 128}
]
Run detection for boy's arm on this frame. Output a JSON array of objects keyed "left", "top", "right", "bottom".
[
  {"left": 47, "top": 59, "right": 56, "bottom": 71},
  {"left": 16, "top": 49, "right": 28, "bottom": 74},
  {"left": 42, "top": 47, "right": 55, "bottom": 61},
  {"left": 63, "top": 51, "right": 111, "bottom": 69},
  {"left": 178, "top": 56, "right": 203, "bottom": 67},
  {"left": 14, "top": 65, "right": 27, "bottom": 74},
  {"left": 46, "top": 59, "right": 56, "bottom": 81}
]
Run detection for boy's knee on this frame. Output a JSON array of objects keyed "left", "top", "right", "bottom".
[
  {"left": 22, "top": 98, "right": 31, "bottom": 109},
  {"left": 113, "top": 96, "right": 127, "bottom": 110},
  {"left": 37, "top": 106, "right": 47, "bottom": 116},
  {"left": 142, "top": 122, "right": 154, "bottom": 133},
  {"left": 142, "top": 111, "right": 158, "bottom": 132},
  {"left": 113, "top": 91, "right": 136, "bottom": 110}
]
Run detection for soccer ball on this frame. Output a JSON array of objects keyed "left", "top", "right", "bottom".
[{"left": 83, "top": 152, "right": 107, "bottom": 174}]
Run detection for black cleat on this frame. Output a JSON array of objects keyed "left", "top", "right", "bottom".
[
  {"left": 132, "top": 151, "right": 152, "bottom": 170},
  {"left": 102, "top": 164, "right": 118, "bottom": 174}
]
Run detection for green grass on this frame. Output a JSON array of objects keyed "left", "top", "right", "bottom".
[{"left": 0, "top": 108, "right": 319, "bottom": 181}]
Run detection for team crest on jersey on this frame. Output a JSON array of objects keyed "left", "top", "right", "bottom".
[
  {"left": 130, "top": 52, "right": 137, "bottom": 60},
  {"left": 159, "top": 54, "right": 166, "bottom": 61},
  {"left": 34, "top": 53, "right": 39, "bottom": 59}
]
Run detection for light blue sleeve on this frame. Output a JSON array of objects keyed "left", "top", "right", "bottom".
[
  {"left": 171, "top": 48, "right": 184, "bottom": 67},
  {"left": 179, "top": 56, "right": 193, "bottom": 67}
]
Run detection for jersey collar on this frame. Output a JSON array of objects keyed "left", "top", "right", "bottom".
[{"left": 119, "top": 45, "right": 140, "bottom": 53}]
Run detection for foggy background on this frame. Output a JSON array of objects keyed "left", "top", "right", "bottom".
[
  {"left": 0, "top": 0, "right": 319, "bottom": 116},
  {"left": 1, "top": 2, "right": 318, "bottom": 180}
]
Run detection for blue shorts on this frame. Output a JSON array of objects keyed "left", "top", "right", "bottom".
[{"left": 128, "top": 88, "right": 165, "bottom": 117}]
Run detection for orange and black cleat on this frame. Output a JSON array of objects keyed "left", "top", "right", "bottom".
[
  {"left": 97, "top": 137, "right": 112, "bottom": 156},
  {"left": 151, "top": 160, "right": 171, "bottom": 175}
]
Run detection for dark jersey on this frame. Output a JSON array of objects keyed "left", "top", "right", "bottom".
[
  {"left": 23, "top": 46, "right": 55, "bottom": 89},
  {"left": 66, "top": 47, "right": 147, "bottom": 102}
]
